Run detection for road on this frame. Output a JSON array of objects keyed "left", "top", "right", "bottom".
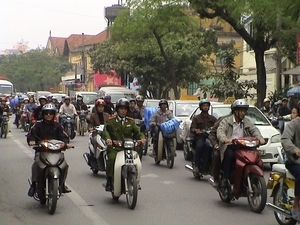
[{"left": 0, "top": 122, "right": 278, "bottom": 225}]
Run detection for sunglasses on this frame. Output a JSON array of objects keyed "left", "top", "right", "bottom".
[{"left": 44, "top": 111, "right": 55, "bottom": 115}]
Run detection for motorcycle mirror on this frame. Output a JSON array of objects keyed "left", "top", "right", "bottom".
[{"left": 140, "top": 124, "right": 146, "bottom": 132}]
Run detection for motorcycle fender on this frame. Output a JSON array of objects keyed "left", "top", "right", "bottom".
[
  {"left": 121, "top": 165, "right": 137, "bottom": 179},
  {"left": 244, "top": 164, "right": 264, "bottom": 177},
  {"left": 45, "top": 167, "right": 61, "bottom": 179},
  {"left": 114, "top": 151, "right": 126, "bottom": 197}
]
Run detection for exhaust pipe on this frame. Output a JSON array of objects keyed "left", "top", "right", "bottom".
[
  {"left": 185, "top": 164, "right": 193, "bottom": 172},
  {"left": 83, "top": 153, "right": 90, "bottom": 165},
  {"left": 266, "top": 203, "right": 292, "bottom": 218}
]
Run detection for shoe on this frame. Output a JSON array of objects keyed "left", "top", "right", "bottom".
[
  {"left": 138, "top": 184, "right": 141, "bottom": 190},
  {"left": 62, "top": 185, "right": 71, "bottom": 193},
  {"left": 105, "top": 180, "right": 112, "bottom": 192},
  {"left": 193, "top": 166, "right": 199, "bottom": 174},
  {"left": 28, "top": 185, "right": 36, "bottom": 197}
]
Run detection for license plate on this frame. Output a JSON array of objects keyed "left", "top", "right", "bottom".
[{"left": 258, "top": 149, "right": 266, "bottom": 155}]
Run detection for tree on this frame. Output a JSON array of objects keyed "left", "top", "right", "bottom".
[
  {"left": 103, "top": 0, "right": 217, "bottom": 99},
  {"left": 0, "top": 49, "right": 71, "bottom": 92},
  {"left": 188, "top": 0, "right": 295, "bottom": 107}
]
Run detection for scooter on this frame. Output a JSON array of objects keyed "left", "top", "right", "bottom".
[
  {"left": 28, "top": 139, "right": 73, "bottom": 214},
  {"left": 61, "top": 113, "right": 76, "bottom": 140},
  {"left": 1, "top": 112, "right": 9, "bottom": 138},
  {"left": 83, "top": 125, "right": 107, "bottom": 174},
  {"left": 185, "top": 129, "right": 213, "bottom": 179},
  {"left": 78, "top": 110, "right": 88, "bottom": 136},
  {"left": 266, "top": 147, "right": 298, "bottom": 225},
  {"left": 208, "top": 137, "right": 267, "bottom": 213},
  {"left": 103, "top": 125, "right": 142, "bottom": 210}
]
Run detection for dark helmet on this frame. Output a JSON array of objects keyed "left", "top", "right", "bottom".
[
  {"left": 104, "top": 95, "right": 111, "bottom": 100},
  {"left": 77, "top": 94, "right": 83, "bottom": 101},
  {"left": 95, "top": 99, "right": 106, "bottom": 106},
  {"left": 159, "top": 99, "right": 168, "bottom": 107},
  {"left": 41, "top": 103, "right": 56, "bottom": 114},
  {"left": 232, "top": 99, "right": 249, "bottom": 111},
  {"left": 135, "top": 95, "right": 144, "bottom": 102},
  {"left": 199, "top": 99, "right": 210, "bottom": 108},
  {"left": 116, "top": 98, "right": 130, "bottom": 109}
]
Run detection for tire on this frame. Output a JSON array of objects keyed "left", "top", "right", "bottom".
[
  {"left": 2, "top": 124, "right": 8, "bottom": 138},
  {"left": 80, "top": 121, "right": 85, "bottom": 136},
  {"left": 111, "top": 193, "right": 119, "bottom": 201},
  {"left": 137, "top": 146, "right": 143, "bottom": 161},
  {"left": 155, "top": 157, "right": 161, "bottom": 165},
  {"left": 143, "top": 132, "right": 149, "bottom": 156},
  {"left": 183, "top": 141, "right": 193, "bottom": 161},
  {"left": 126, "top": 172, "right": 138, "bottom": 210},
  {"left": 273, "top": 184, "right": 297, "bottom": 225},
  {"left": 247, "top": 174, "right": 267, "bottom": 213},
  {"left": 47, "top": 177, "right": 58, "bottom": 215},
  {"left": 167, "top": 140, "right": 174, "bottom": 169},
  {"left": 25, "top": 124, "right": 30, "bottom": 132},
  {"left": 92, "top": 168, "right": 99, "bottom": 174},
  {"left": 218, "top": 176, "right": 232, "bottom": 203}
]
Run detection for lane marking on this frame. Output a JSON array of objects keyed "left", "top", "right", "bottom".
[
  {"left": 161, "top": 181, "right": 174, "bottom": 185},
  {"left": 141, "top": 173, "right": 159, "bottom": 178},
  {"left": 12, "top": 137, "right": 109, "bottom": 225}
]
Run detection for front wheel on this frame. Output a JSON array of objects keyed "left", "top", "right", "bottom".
[
  {"left": 273, "top": 184, "right": 297, "bottom": 225},
  {"left": 247, "top": 174, "right": 267, "bottom": 213},
  {"left": 47, "top": 177, "right": 58, "bottom": 215},
  {"left": 80, "top": 120, "right": 85, "bottom": 136},
  {"left": 166, "top": 140, "right": 174, "bottom": 169},
  {"left": 126, "top": 172, "right": 138, "bottom": 210},
  {"left": 183, "top": 141, "right": 193, "bottom": 161},
  {"left": 2, "top": 124, "right": 8, "bottom": 138}
]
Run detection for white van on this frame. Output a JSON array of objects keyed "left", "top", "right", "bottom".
[
  {"left": 70, "top": 91, "right": 98, "bottom": 113},
  {"left": 98, "top": 86, "right": 137, "bottom": 103}
]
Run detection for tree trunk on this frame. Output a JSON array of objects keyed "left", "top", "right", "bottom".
[{"left": 254, "top": 48, "right": 267, "bottom": 108}]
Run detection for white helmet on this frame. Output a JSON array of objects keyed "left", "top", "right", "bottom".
[{"left": 263, "top": 98, "right": 270, "bottom": 103}]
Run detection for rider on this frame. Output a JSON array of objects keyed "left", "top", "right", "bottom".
[
  {"left": 102, "top": 98, "right": 146, "bottom": 191},
  {"left": 260, "top": 98, "right": 273, "bottom": 118},
  {"left": 74, "top": 94, "right": 88, "bottom": 132},
  {"left": 27, "top": 104, "right": 72, "bottom": 197},
  {"left": 277, "top": 98, "right": 291, "bottom": 133},
  {"left": 32, "top": 96, "right": 48, "bottom": 123},
  {"left": 135, "top": 95, "right": 145, "bottom": 118},
  {"left": 88, "top": 99, "right": 110, "bottom": 130},
  {"left": 217, "top": 99, "right": 265, "bottom": 184},
  {"left": 127, "top": 98, "right": 142, "bottom": 120},
  {"left": 103, "top": 95, "right": 115, "bottom": 115},
  {"left": 190, "top": 99, "right": 217, "bottom": 175},
  {"left": 58, "top": 96, "right": 77, "bottom": 124},
  {"left": 282, "top": 105, "right": 300, "bottom": 218},
  {"left": 0, "top": 98, "right": 10, "bottom": 132},
  {"left": 149, "top": 99, "right": 174, "bottom": 157},
  {"left": 25, "top": 97, "right": 37, "bottom": 113}
]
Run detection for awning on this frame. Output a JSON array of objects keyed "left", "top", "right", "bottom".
[
  {"left": 61, "top": 71, "right": 79, "bottom": 85},
  {"left": 282, "top": 65, "right": 300, "bottom": 75}
]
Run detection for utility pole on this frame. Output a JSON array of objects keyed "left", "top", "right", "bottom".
[
  {"left": 276, "top": 12, "right": 282, "bottom": 92},
  {"left": 81, "top": 33, "right": 85, "bottom": 86}
]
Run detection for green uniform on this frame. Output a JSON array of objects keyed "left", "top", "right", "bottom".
[{"left": 102, "top": 116, "right": 145, "bottom": 177}]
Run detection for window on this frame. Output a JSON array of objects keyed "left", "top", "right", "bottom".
[{"left": 187, "top": 82, "right": 199, "bottom": 95}]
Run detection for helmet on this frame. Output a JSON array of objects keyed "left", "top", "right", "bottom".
[
  {"left": 23, "top": 97, "right": 29, "bottom": 102},
  {"left": 38, "top": 96, "right": 47, "bottom": 102},
  {"left": 282, "top": 98, "right": 288, "bottom": 102},
  {"left": 159, "top": 99, "right": 168, "bottom": 107},
  {"left": 199, "top": 99, "right": 210, "bottom": 108},
  {"left": 129, "top": 98, "right": 136, "bottom": 103},
  {"left": 263, "top": 98, "right": 270, "bottom": 103},
  {"left": 51, "top": 96, "right": 57, "bottom": 100},
  {"left": 77, "top": 94, "right": 83, "bottom": 101},
  {"left": 136, "top": 95, "right": 144, "bottom": 102},
  {"left": 232, "top": 99, "right": 249, "bottom": 110},
  {"left": 116, "top": 98, "right": 130, "bottom": 109},
  {"left": 95, "top": 99, "right": 106, "bottom": 106},
  {"left": 64, "top": 96, "right": 71, "bottom": 100},
  {"left": 104, "top": 95, "right": 111, "bottom": 100},
  {"left": 41, "top": 103, "right": 56, "bottom": 114}
]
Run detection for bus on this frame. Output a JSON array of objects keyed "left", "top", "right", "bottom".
[{"left": 0, "top": 80, "right": 14, "bottom": 98}]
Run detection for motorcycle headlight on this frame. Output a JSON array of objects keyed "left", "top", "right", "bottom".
[
  {"left": 271, "top": 134, "right": 281, "bottom": 143},
  {"left": 123, "top": 141, "right": 134, "bottom": 149}
]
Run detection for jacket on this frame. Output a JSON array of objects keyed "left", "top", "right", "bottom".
[
  {"left": 282, "top": 117, "right": 300, "bottom": 164},
  {"left": 126, "top": 108, "right": 142, "bottom": 120},
  {"left": 217, "top": 115, "right": 264, "bottom": 161},
  {"left": 149, "top": 109, "right": 173, "bottom": 126},
  {"left": 190, "top": 113, "right": 217, "bottom": 140},
  {"left": 89, "top": 112, "right": 110, "bottom": 128},
  {"left": 208, "top": 114, "right": 231, "bottom": 147}
]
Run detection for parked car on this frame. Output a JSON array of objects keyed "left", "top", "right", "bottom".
[
  {"left": 98, "top": 86, "right": 136, "bottom": 104},
  {"left": 180, "top": 102, "right": 281, "bottom": 165},
  {"left": 143, "top": 99, "right": 160, "bottom": 108}
]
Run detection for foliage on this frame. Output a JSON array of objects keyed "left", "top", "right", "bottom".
[
  {"left": 89, "top": 0, "right": 217, "bottom": 99},
  {"left": 188, "top": 0, "right": 297, "bottom": 108},
  {"left": 0, "top": 49, "right": 71, "bottom": 92},
  {"left": 201, "top": 42, "right": 256, "bottom": 99}
]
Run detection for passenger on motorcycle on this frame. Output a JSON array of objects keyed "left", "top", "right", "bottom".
[
  {"left": 74, "top": 94, "right": 88, "bottom": 131},
  {"left": 135, "top": 95, "right": 145, "bottom": 118},
  {"left": 58, "top": 96, "right": 77, "bottom": 124},
  {"left": 190, "top": 99, "right": 217, "bottom": 175},
  {"left": 27, "top": 104, "right": 72, "bottom": 197},
  {"left": 102, "top": 98, "right": 146, "bottom": 191},
  {"left": 88, "top": 99, "right": 110, "bottom": 130},
  {"left": 217, "top": 99, "right": 265, "bottom": 184},
  {"left": 50, "top": 97, "right": 59, "bottom": 110},
  {"left": 32, "top": 96, "right": 48, "bottom": 123},
  {"left": 260, "top": 98, "right": 273, "bottom": 118},
  {"left": 149, "top": 99, "right": 174, "bottom": 157},
  {"left": 282, "top": 105, "right": 300, "bottom": 218},
  {"left": 103, "top": 95, "right": 115, "bottom": 115},
  {"left": 127, "top": 98, "right": 142, "bottom": 120},
  {"left": 25, "top": 97, "right": 37, "bottom": 113}
]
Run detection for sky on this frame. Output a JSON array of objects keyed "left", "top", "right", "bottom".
[{"left": 0, "top": 0, "right": 123, "bottom": 50}]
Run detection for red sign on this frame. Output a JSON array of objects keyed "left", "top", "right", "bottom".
[
  {"left": 93, "top": 72, "right": 121, "bottom": 88},
  {"left": 297, "top": 36, "right": 300, "bottom": 65}
]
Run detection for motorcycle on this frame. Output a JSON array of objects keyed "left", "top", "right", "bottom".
[
  {"left": 61, "top": 113, "right": 76, "bottom": 140},
  {"left": 103, "top": 125, "right": 142, "bottom": 210},
  {"left": 78, "top": 110, "right": 88, "bottom": 136},
  {"left": 134, "top": 119, "right": 147, "bottom": 160},
  {"left": 266, "top": 147, "right": 298, "bottom": 225},
  {"left": 83, "top": 125, "right": 107, "bottom": 174},
  {"left": 28, "top": 139, "right": 73, "bottom": 214},
  {"left": 21, "top": 111, "right": 31, "bottom": 132},
  {"left": 1, "top": 112, "right": 9, "bottom": 138},
  {"left": 208, "top": 137, "right": 267, "bottom": 213},
  {"left": 185, "top": 129, "right": 213, "bottom": 179}
]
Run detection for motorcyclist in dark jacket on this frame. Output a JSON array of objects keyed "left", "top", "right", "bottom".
[
  {"left": 127, "top": 99, "right": 142, "bottom": 120},
  {"left": 27, "top": 104, "right": 72, "bottom": 197},
  {"left": 32, "top": 96, "right": 48, "bottom": 123}
]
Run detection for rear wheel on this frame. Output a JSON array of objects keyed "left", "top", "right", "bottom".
[
  {"left": 247, "top": 174, "right": 267, "bottom": 213},
  {"left": 273, "top": 184, "right": 296, "bottom": 225},
  {"left": 2, "top": 124, "right": 8, "bottom": 138},
  {"left": 167, "top": 140, "right": 174, "bottom": 169},
  {"left": 218, "top": 175, "right": 232, "bottom": 203},
  {"left": 143, "top": 132, "right": 149, "bottom": 156},
  {"left": 92, "top": 168, "right": 99, "bottom": 174},
  {"left": 126, "top": 173, "right": 138, "bottom": 210},
  {"left": 183, "top": 141, "right": 193, "bottom": 161},
  {"left": 47, "top": 178, "right": 58, "bottom": 215}
]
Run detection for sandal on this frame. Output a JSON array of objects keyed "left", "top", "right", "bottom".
[{"left": 291, "top": 209, "right": 300, "bottom": 220}]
